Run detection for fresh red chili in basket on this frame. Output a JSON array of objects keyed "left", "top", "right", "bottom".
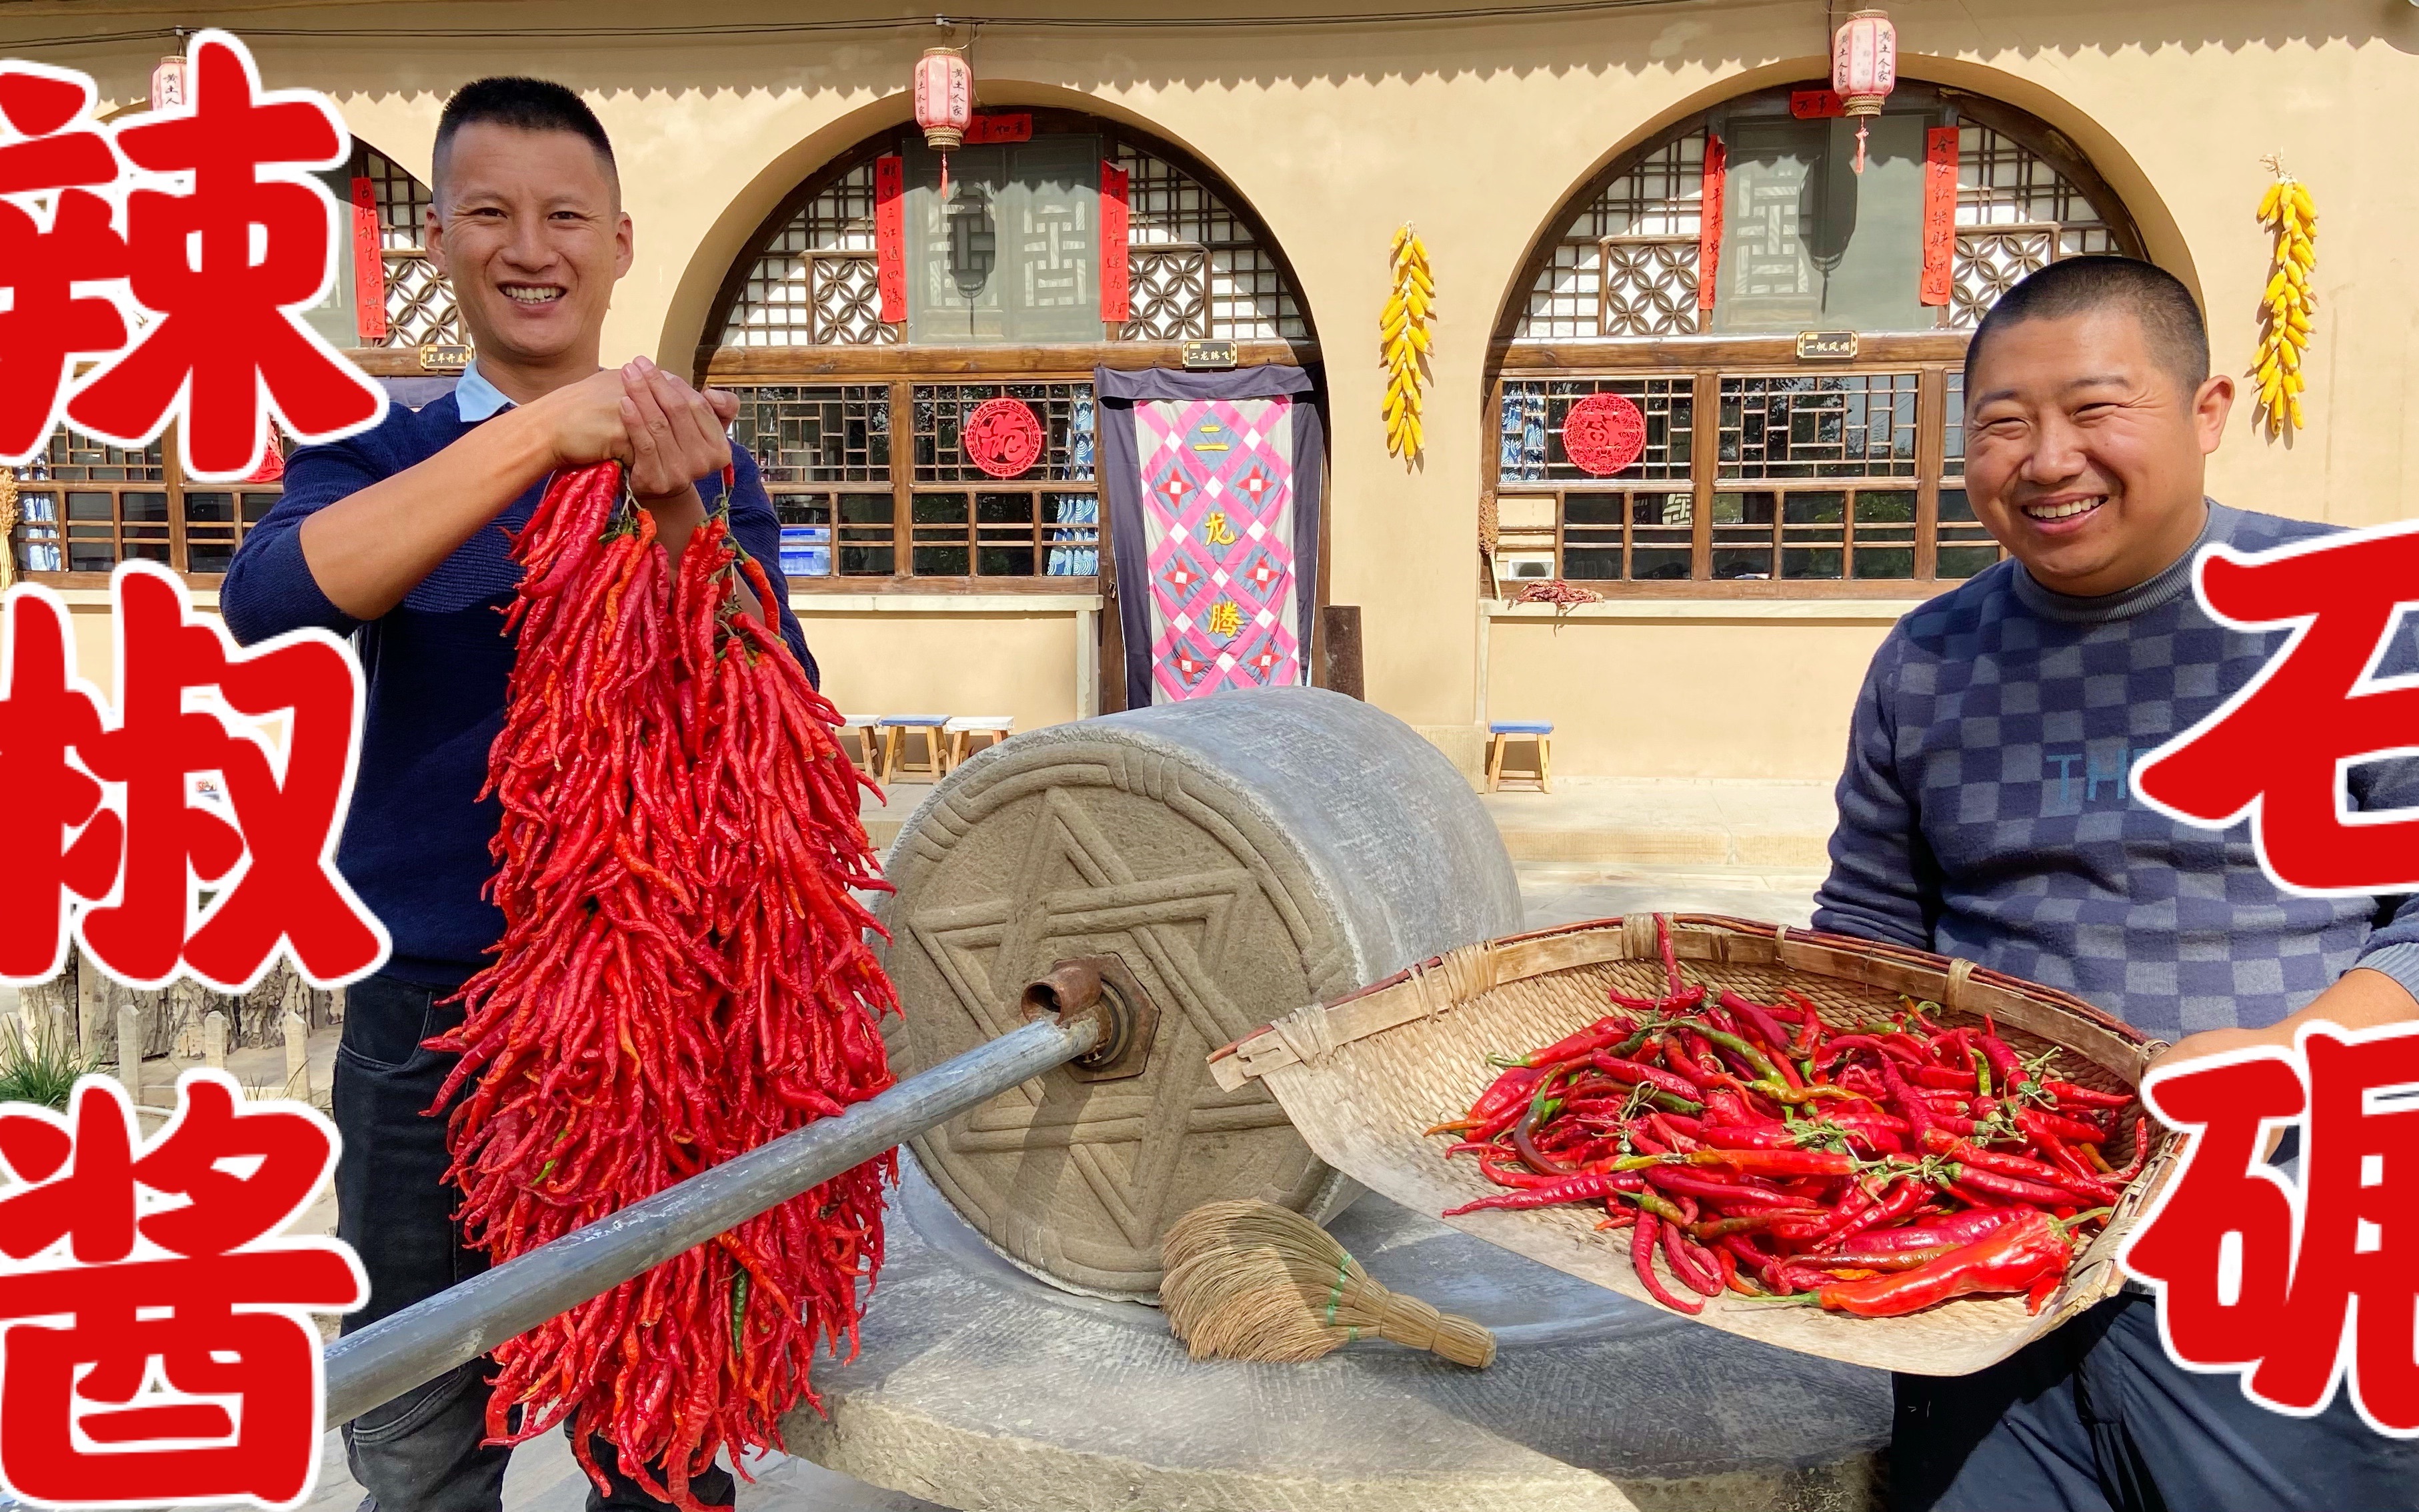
[{"left": 1423, "top": 917, "right": 2152, "bottom": 1315}]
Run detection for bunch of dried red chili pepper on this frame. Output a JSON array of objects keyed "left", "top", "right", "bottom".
[
  {"left": 1427, "top": 917, "right": 2147, "bottom": 1319},
  {"left": 427, "top": 463, "right": 897, "bottom": 1507}
]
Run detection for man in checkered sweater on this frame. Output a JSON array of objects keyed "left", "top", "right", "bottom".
[{"left": 1811, "top": 258, "right": 2419, "bottom": 1511}]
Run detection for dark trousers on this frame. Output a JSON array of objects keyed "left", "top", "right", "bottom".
[
  {"left": 1892, "top": 1291, "right": 2418, "bottom": 1511},
  {"left": 334, "top": 971, "right": 736, "bottom": 1511}
]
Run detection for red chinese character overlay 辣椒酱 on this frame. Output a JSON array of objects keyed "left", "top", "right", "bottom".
[
  {"left": 2120, "top": 1021, "right": 2419, "bottom": 1435},
  {"left": 62, "top": 30, "right": 384, "bottom": 479},
  {"left": 0, "top": 1073, "right": 362, "bottom": 1505},
  {"left": 0, "top": 565, "right": 389, "bottom": 993},
  {"left": 0, "top": 61, "right": 129, "bottom": 460},
  {"left": 2134, "top": 522, "right": 2419, "bottom": 895}
]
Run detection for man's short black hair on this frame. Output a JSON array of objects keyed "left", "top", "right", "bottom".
[
  {"left": 1964, "top": 256, "right": 2209, "bottom": 397},
  {"left": 433, "top": 76, "right": 616, "bottom": 196}
]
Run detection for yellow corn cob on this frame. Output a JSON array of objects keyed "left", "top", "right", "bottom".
[{"left": 1382, "top": 223, "right": 1435, "bottom": 462}]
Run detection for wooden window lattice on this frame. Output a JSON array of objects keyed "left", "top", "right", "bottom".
[{"left": 721, "top": 149, "right": 1304, "bottom": 347}]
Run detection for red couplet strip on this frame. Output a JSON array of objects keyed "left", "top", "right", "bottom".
[
  {"left": 1698, "top": 133, "right": 1727, "bottom": 313},
  {"left": 874, "top": 154, "right": 907, "bottom": 325},
  {"left": 1099, "top": 159, "right": 1131, "bottom": 325},
  {"left": 1921, "top": 127, "right": 1958, "bottom": 307},
  {"left": 350, "top": 176, "right": 388, "bottom": 344}
]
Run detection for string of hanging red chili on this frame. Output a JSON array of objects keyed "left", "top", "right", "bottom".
[
  {"left": 1427, "top": 916, "right": 2148, "bottom": 1319},
  {"left": 427, "top": 463, "right": 897, "bottom": 1508}
]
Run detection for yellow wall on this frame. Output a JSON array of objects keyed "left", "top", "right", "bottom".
[
  {"left": 800, "top": 607, "right": 1087, "bottom": 737},
  {"left": 19, "top": 1, "right": 2419, "bottom": 778},
  {"left": 1485, "top": 605, "right": 1911, "bottom": 780}
]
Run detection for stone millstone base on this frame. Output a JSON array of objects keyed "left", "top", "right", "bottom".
[{"left": 782, "top": 1163, "right": 1888, "bottom": 1512}]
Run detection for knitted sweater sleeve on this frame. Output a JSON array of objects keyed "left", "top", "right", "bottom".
[{"left": 1811, "top": 632, "right": 1940, "bottom": 951}]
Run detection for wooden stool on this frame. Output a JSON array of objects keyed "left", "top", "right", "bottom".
[
  {"left": 880, "top": 715, "right": 952, "bottom": 783},
  {"left": 1486, "top": 720, "right": 1553, "bottom": 793},
  {"left": 941, "top": 715, "right": 1014, "bottom": 775},
  {"left": 837, "top": 715, "right": 881, "bottom": 775}
]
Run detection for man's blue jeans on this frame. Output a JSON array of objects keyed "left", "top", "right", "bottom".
[{"left": 333, "top": 972, "right": 736, "bottom": 1510}]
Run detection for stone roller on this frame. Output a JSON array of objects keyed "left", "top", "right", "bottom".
[{"left": 874, "top": 683, "right": 1524, "bottom": 1297}]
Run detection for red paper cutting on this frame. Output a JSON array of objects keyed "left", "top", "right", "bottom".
[
  {"left": 1791, "top": 89, "right": 1847, "bottom": 119},
  {"left": 1922, "top": 126, "right": 1958, "bottom": 307},
  {"left": 964, "top": 113, "right": 1032, "bottom": 144},
  {"left": 1562, "top": 393, "right": 1647, "bottom": 477},
  {"left": 1100, "top": 159, "right": 1131, "bottom": 325},
  {"left": 874, "top": 154, "right": 906, "bottom": 325},
  {"left": 962, "top": 397, "right": 1043, "bottom": 478},
  {"left": 347, "top": 177, "right": 386, "bottom": 345},
  {"left": 1698, "top": 133, "right": 1726, "bottom": 313}
]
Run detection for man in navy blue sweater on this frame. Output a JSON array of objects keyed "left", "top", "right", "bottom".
[
  {"left": 1812, "top": 257, "right": 2419, "bottom": 1509},
  {"left": 221, "top": 77, "right": 805, "bottom": 1510}
]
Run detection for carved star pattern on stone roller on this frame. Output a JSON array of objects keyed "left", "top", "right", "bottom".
[{"left": 907, "top": 787, "right": 1302, "bottom": 1250}]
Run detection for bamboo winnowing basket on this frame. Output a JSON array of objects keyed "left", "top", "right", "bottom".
[{"left": 1207, "top": 915, "right": 2182, "bottom": 1375}]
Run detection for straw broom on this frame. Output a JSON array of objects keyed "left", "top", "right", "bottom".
[{"left": 1159, "top": 1200, "right": 1495, "bottom": 1368}]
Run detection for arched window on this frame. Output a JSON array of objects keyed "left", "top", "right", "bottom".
[
  {"left": 1488, "top": 84, "right": 2142, "bottom": 594},
  {"left": 6, "top": 144, "right": 459, "bottom": 583},
  {"left": 700, "top": 113, "right": 1312, "bottom": 590}
]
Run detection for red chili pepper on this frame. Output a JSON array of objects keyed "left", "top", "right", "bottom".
[
  {"left": 1443, "top": 1169, "right": 1642, "bottom": 1215},
  {"left": 1812, "top": 1208, "right": 2072, "bottom": 1317},
  {"left": 1630, "top": 1211, "right": 1704, "bottom": 1315},
  {"left": 2042, "top": 1079, "right": 2134, "bottom": 1109},
  {"left": 2019, "top": 1105, "right": 2112, "bottom": 1145},
  {"left": 1920, "top": 1127, "right": 2122, "bottom": 1205}
]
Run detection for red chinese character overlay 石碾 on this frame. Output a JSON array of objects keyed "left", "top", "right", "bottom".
[
  {"left": 0, "top": 1073, "right": 363, "bottom": 1506},
  {"left": 2134, "top": 522, "right": 2419, "bottom": 895},
  {"left": 2121, "top": 1021, "right": 2419, "bottom": 1435},
  {"left": 0, "top": 565, "right": 388, "bottom": 993},
  {"left": 0, "top": 61, "right": 129, "bottom": 460}
]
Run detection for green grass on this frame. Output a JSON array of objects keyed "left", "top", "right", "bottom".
[{"left": 0, "top": 1021, "right": 97, "bottom": 1111}]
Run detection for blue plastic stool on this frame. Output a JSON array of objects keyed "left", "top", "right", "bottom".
[{"left": 1486, "top": 720, "right": 1554, "bottom": 792}]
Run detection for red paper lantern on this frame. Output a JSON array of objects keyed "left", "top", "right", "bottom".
[
  {"left": 1562, "top": 393, "right": 1647, "bottom": 477},
  {"left": 149, "top": 54, "right": 187, "bottom": 112},
  {"left": 1830, "top": 9, "right": 1897, "bottom": 173},
  {"left": 914, "top": 47, "right": 975, "bottom": 197},
  {"left": 962, "top": 398, "right": 1043, "bottom": 479}
]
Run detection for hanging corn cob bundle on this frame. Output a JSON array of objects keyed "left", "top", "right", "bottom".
[
  {"left": 1382, "top": 225, "right": 1434, "bottom": 463},
  {"left": 2251, "top": 159, "right": 2317, "bottom": 439}
]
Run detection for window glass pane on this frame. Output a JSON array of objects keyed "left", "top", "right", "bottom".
[
  {"left": 1720, "top": 375, "right": 1920, "bottom": 480},
  {"left": 732, "top": 385, "right": 890, "bottom": 483},
  {"left": 1499, "top": 377, "right": 1694, "bottom": 485},
  {"left": 14, "top": 491, "right": 62, "bottom": 573},
  {"left": 839, "top": 543, "right": 895, "bottom": 576},
  {"left": 241, "top": 493, "right": 279, "bottom": 522},
  {"left": 913, "top": 493, "right": 969, "bottom": 525},
  {"left": 1851, "top": 488, "right": 1919, "bottom": 579},
  {"left": 839, "top": 492, "right": 894, "bottom": 524},
  {"left": 1937, "top": 485, "right": 1976, "bottom": 522},
  {"left": 184, "top": 491, "right": 235, "bottom": 523},
  {"left": 1565, "top": 493, "right": 1623, "bottom": 525},
  {"left": 1938, "top": 545, "right": 2000, "bottom": 579},
  {"left": 907, "top": 136, "right": 1101, "bottom": 344},
  {"left": 1711, "top": 490, "right": 1774, "bottom": 579},
  {"left": 1713, "top": 113, "right": 1930, "bottom": 334},
  {"left": 1942, "top": 369, "right": 1966, "bottom": 476},
  {"left": 912, "top": 545, "right": 969, "bottom": 575},
  {"left": 123, "top": 491, "right": 169, "bottom": 524},
  {"left": 66, "top": 491, "right": 113, "bottom": 521},
  {"left": 771, "top": 493, "right": 824, "bottom": 526},
  {"left": 187, "top": 542, "right": 235, "bottom": 574},
  {"left": 1630, "top": 490, "right": 1692, "bottom": 579},
  {"left": 1045, "top": 493, "right": 1099, "bottom": 575},
  {"left": 1780, "top": 489, "right": 1845, "bottom": 579}
]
